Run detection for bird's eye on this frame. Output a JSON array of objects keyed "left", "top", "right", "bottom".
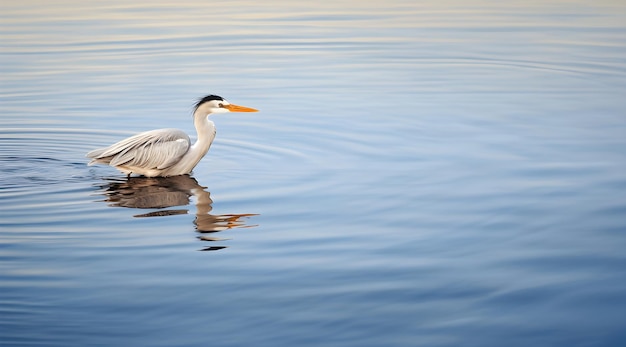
[{"left": 218, "top": 103, "right": 224, "bottom": 108}]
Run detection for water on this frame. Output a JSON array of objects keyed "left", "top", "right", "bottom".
[{"left": 2, "top": 1, "right": 626, "bottom": 346}]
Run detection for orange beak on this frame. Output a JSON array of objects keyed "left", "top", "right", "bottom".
[{"left": 223, "top": 104, "right": 258, "bottom": 112}]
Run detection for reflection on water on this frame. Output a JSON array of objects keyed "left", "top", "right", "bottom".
[{"left": 97, "top": 175, "right": 257, "bottom": 251}]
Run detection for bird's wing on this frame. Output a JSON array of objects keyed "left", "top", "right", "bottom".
[{"left": 87, "top": 128, "right": 191, "bottom": 170}]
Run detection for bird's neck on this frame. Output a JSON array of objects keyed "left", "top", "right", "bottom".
[
  {"left": 169, "top": 114, "right": 215, "bottom": 175},
  {"left": 191, "top": 114, "right": 216, "bottom": 154}
]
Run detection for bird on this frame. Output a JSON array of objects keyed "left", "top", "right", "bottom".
[{"left": 86, "top": 95, "right": 258, "bottom": 177}]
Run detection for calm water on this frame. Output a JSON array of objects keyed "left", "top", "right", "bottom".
[{"left": 2, "top": 1, "right": 626, "bottom": 346}]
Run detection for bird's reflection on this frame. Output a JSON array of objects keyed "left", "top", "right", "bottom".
[{"left": 97, "top": 175, "right": 257, "bottom": 251}]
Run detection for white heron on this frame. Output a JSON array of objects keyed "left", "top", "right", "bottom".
[{"left": 86, "top": 95, "right": 258, "bottom": 177}]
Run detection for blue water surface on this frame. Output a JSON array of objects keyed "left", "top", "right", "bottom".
[{"left": 1, "top": 1, "right": 626, "bottom": 346}]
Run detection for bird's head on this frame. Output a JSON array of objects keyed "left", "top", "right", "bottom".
[{"left": 194, "top": 95, "right": 258, "bottom": 116}]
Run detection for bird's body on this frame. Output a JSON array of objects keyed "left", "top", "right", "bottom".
[{"left": 86, "top": 95, "right": 257, "bottom": 177}]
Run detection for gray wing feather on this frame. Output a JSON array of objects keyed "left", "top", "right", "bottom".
[{"left": 87, "top": 129, "right": 190, "bottom": 169}]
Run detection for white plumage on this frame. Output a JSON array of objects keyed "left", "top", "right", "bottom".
[{"left": 86, "top": 95, "right": 257, "bottom": 177}]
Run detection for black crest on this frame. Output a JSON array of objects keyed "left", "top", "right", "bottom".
[{"left": 194, "top": 95, "right": 224, "bottom": 110}]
